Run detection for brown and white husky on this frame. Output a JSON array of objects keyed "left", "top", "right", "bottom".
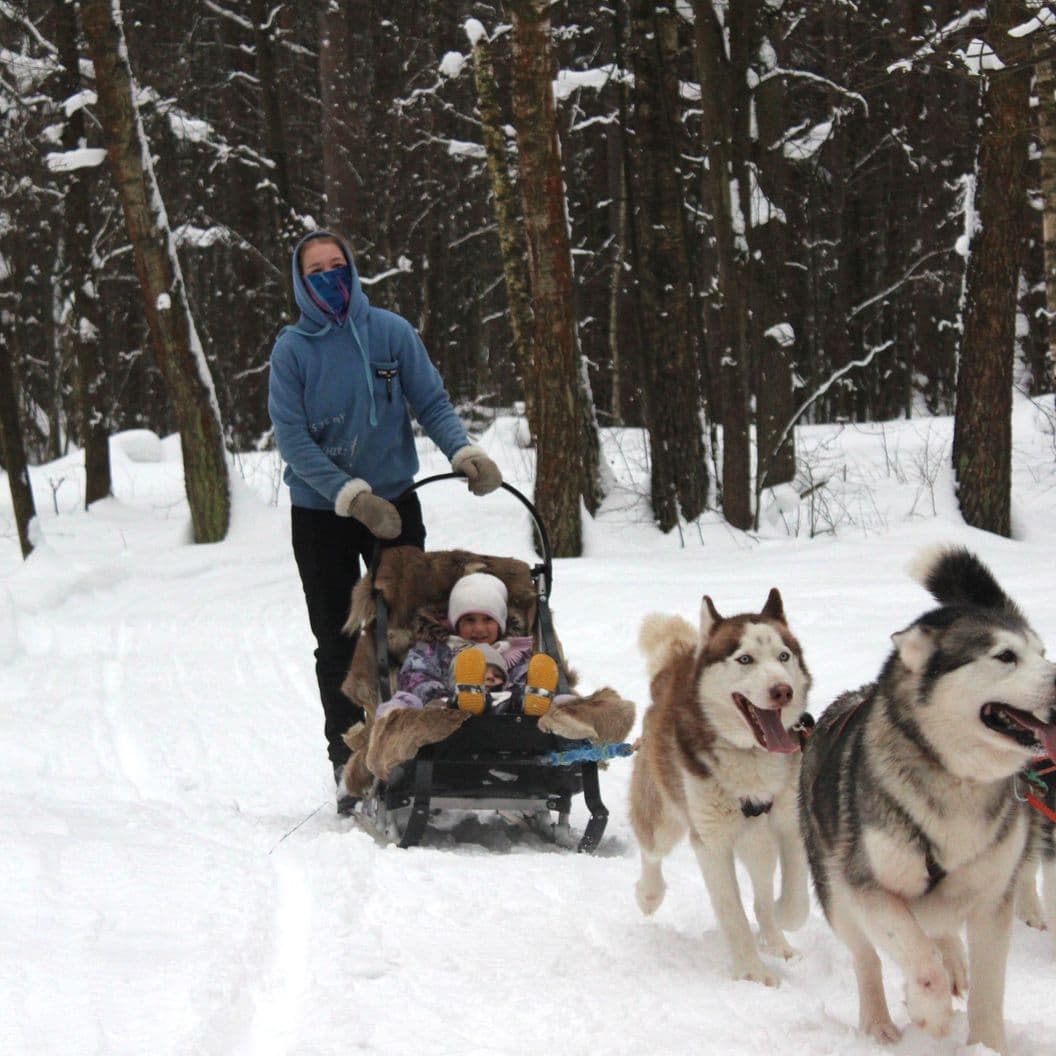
[{"left": 629, "top": 588, "right": 812, "bottom": 985}]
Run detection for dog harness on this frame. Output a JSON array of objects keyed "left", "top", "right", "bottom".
[{"left": 741, "top": 798, "right": 773, "bottom": 818}]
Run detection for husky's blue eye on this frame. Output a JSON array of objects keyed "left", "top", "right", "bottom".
[
  {"left": 736, "top": 654, "right": 753, "bottom": 665},
  {"left": 995, "top": 650, "right": 1017, "bottom": 664},
  {"left": 778, "top": 651, "right": 790, "bottom": 662}
]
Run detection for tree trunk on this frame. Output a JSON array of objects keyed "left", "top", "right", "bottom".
[
  {"left": 80, "top": 0, "right": 230, "bottom": 543},
  {"left": 508, "top": 0, "right": 602, "bottom": 556},
  {"left": 468, "top": 24, "right": 536, "bottom": 439},
  {"left": 954, "top": 0, "right": 1031, "bottom": 537},
  {"left": 0, "top": 330, "right": 37, "bottom": 558},
  {"left": 626, "top": 0, "right": 706, "bottom": 532},
  {"left": 1037, "top": 55, "right": 1056, "bottom": 387},
  {"left": 692, "top": 1, "right": 752, "bottom": 529},
  {"left": 253, "top": 0, "right": 297, "bottom": 314},
  {"left": 55, "top": 0, "right": 110, "bottom": 506},
  {"left": 752, "top": 15, "right": 796, "bottom": 495},
  {"left": 251, "top": 0, "right": 290, "bottom": 207},
  {"left": 319, "top": 0, "right": 364, "bottom": 237}
]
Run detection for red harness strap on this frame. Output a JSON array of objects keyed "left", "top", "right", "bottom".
[
  {"left": 1026, "top": 760, "right": 1055, "bottom": 822},
  {"left": 1026, "top": 792, "right": 1056, "bottom": 823}
]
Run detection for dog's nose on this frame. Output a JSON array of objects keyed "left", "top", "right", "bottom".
[{"left": 770, "top": 682, "right": 793, "bottom": 707}]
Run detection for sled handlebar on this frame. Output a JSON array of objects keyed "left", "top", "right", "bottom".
[{"left": 375, "top": 472, "right": 555, "bottom": 597}]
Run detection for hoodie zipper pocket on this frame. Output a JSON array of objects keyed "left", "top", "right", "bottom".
[{"left": 374, "top": 367, "right": 398, "bottom": 403}]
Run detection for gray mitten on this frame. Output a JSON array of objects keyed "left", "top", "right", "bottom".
[
  {"left": 334, "top": 479, "right": 402, "bottom": 539},
  {"left": 452, "top": 445, "right": 503, "bottom": 497}
]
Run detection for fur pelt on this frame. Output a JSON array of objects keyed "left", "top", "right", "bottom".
[
  {"left": 365, "top": 706, "right": 470, "bottom": 781},
  {"left": 339, "top": 722, "right": 373, "bottom": 798},
  {"left": 342, "top": 547, "right": 538, "bottom": 639},
  {"left": 338, "top": 547, "right": 622, "bottom": 782},
  {"left": 340, "top": 547, "right": 546, "bottom": 720},
  {"left": 538, "top": 687, "right": 635, "bottom": 744}
]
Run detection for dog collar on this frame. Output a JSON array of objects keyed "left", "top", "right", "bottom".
[{"left": 741, "top": 798, "right": 773, "bottom": 818}]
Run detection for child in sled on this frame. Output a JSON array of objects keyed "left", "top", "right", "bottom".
[{"left": 374, "top": 571, "right": 562, "bottom": 721}]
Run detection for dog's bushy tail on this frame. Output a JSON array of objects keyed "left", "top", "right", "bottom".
[
  {"left": 909, "top": 544, "right": 1020, "bottom": 617},
  {"left": 639, "top": 613, "right": 696, "bottom": 679}
]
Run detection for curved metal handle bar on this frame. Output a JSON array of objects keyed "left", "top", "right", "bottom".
[{"left": 395, "top": 472, "right": 554, "bottom": 593}]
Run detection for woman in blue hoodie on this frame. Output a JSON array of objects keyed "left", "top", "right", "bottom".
[{"left": 268, "top": 230, "right": 501, "bottom": 806}]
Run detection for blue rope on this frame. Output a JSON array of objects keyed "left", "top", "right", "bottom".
[{"left": 540, "top": 741, "right": 634, "bottom": 767}]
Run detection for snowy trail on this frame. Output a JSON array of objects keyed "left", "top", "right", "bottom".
[{"left": 3, "top": 415, "right": 1056, "bottom": 1054}]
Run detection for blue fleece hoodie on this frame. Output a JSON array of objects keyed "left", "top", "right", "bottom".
[{"left": 268, "top": 232, "right": 470, "bottom": 508}]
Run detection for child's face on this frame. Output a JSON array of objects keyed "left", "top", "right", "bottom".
[
  {"left": 456, "top": 611, "right": 501, "bottom": 645},
  {"left": 484, "top": 665, "right": 505, "bottom": 689}
]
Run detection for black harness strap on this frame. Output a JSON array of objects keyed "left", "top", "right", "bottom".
[
  {"left": 374, "top": 589, "right": 391, "bottom": 703},
  {"left": 741, "top": 799, "right": 773, "bottom": 818},
  {"left": 924, "top": 845, "right": 946, "bottom": 893}
]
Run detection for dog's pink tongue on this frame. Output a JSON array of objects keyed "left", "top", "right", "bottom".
[
  {"left": 1007, "top": 708, "right": 1056, "bottom": 760},
  {"left": 1034, "top": 720, "right": 1056, "bottom": 761},
  {"left": 755, "top": 706, "right": 799, "bottom": 754}
]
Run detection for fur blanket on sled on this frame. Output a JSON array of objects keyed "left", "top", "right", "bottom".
[{"left": 336, "top": 547, "right": 636, "bottom": 795}]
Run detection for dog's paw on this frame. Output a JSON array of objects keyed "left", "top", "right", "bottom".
[
  {"left": 862, "top": 1017, "right": 902, "bottom": 1044},
  {"left": 759, "top": 936, "right": 800, "bottom": 962},
  {"left": 635, "top": 878, "right": 666, "bottom": 916},
  {"left": 1015, "top": 896, "right": 1046, "bottom": 930},
  {"left": 936, "top": 935, "right": 968, "bottom": 999},
  {"left": 735, "top": 961, "right": 781, "bottom": 988},
  {"left": 905, "top": 964, "right": 953, "bottom": 1039},
  {"left": 1015, "top": 867, "right": 1045, "bottom": 929}
]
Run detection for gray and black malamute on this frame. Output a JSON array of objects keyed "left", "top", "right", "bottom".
[
  {"left": 630, "top": 589, "right": 812, "bottom": 986},
  {"left": 800, "top": 545, "right": 1056, "bottom": 1054}
]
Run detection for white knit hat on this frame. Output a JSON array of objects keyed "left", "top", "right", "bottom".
[{"left": 447, "top": 572, "right": 508, "bottom": 633}]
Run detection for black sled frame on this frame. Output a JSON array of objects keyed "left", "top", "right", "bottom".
[{"left": 357, "top": 474, "right": 609, "bottom": 853}]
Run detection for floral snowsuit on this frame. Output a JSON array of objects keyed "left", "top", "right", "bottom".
[{"left": 376, "top": 634, "right": 534, "bottom": 718}]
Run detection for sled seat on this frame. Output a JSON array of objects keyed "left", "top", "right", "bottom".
[{"left": 339, "top": 539, "right": 612, "bottom": 851}]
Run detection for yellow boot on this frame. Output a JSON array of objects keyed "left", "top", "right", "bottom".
[
  {"left": 453, "top": 646, "right": 487, "bottom": 715},
  {"left": 523, "top": 653, "right": 559, "bottom": 717}
]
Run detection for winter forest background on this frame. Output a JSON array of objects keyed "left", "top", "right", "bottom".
[{"left": 2, "top": 1, "right": 1056, "bottom": 553}]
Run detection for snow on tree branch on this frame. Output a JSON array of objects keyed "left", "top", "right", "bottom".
[{"left": 45, "top": 148, "right": 107, "bottom": 172}]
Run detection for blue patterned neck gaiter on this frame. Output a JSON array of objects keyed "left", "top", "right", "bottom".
[{"left": 306, "top": 264, "right": 353, "bottom": 319}]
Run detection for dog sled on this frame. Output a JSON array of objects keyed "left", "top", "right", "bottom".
[{"left": 338, "top": 474, "right": 635, "bottom": 852}]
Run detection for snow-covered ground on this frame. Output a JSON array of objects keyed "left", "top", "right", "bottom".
[{"left": 2, "top": 398, "right": 1055, "bottom": 1056}]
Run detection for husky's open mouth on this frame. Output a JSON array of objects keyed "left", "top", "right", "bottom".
[
  {"left": 980, "top": 703, "right": 1056, "bottom": 757},
  {"left": 733, "top": 693, "right": 798, "bottom": 754}
]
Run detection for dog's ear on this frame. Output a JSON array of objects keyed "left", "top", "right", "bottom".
[
  {"left": 760, "top": 587, "right": 785, "bottom": 624},
  {"left": 891, "top": 622, "right": 935, "bottom": 674},
  {"left": 700, "top": 595, "right": 722, "bottom": 638}
]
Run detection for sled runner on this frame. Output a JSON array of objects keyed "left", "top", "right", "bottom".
[{"left": 338, "top": 474, "right": 634, "bottom": 852}]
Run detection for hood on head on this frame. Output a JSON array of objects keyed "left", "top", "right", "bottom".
[{"left": 290, "top": 230, "right": 368, "bottom": 330}]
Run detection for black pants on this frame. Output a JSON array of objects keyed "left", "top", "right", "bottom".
[{"left": 291, "top": 494, "right": 425, "bottom": 769}]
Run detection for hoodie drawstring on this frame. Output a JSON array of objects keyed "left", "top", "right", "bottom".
[{"left": 348, "top": 318, "right": 378, "bottom": 427}]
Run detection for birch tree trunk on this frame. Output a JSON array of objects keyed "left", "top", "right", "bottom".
[
  {"left": 80, "top": 0, "right": 230, "bottom": 543},
  {"left": 467, "top": 22, "right": 537, "bottom": 441},
  {"left": 55, "top": 0, "right": 110, "bottom": 506},
  {"left": 508, "top": 0, "right": 602, "bottom": 556},
  {"left": 626, "top": 0, "right": 706, "bottom": 532},
  {"left": 954, "top": 0, "right": 1031, "bottom": 537},
  {"left": 0, "top": 330, "right": 37, "bottom": 558}
]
